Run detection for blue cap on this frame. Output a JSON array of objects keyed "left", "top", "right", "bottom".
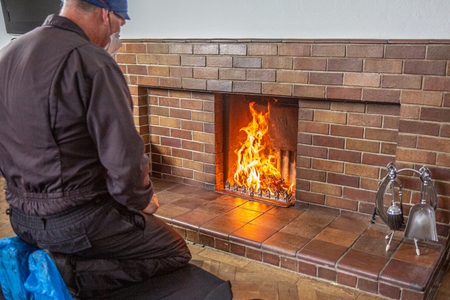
[{"left": 81, "top": 0, "right": 130, "bottom": 20}]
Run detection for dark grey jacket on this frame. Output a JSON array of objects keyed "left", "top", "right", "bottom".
[{"left": 0, "top": 15, "right": 153, "bottom": 216}]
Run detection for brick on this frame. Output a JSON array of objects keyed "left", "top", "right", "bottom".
[
  {"left": 310, "top": 72, "right": 343, "bottom": 85},
  {"left": 364, "top": 59, "right": 403, "bottom": 74},
  {"left": 437, "top": 153, "right": 450, "bottom": 167},
  {"left": 262, "top": 83, "right": 292, "bottom": 96},
  {"left": 360, "top": 178, "right": 379, "bottom": 191},
  {"left": 116, "top": 54, "right": 136, "bottom": 64},
  {"left": 329, "top": 149, "right": 361, "bottom": 163},
  {"left": 279, "top": 44, "right": 310, "bottom": 56},
  {"left": 365, "top": 105, "right": 398, "bottom": 117},
  {"left": 148, "top": 115, "right": 160, "bottom": 126},
  {"left": 385, "top": 46, "right": 425, "bottom": 59},
  {"left": 247, "top": 70, "right": 276, "bottom": 81},
  {"left": 382, "top": 75, "right": 422, "bottom": 89},
  {"left": 366, "top": 128, "right": 398, "bottom": 143},
  {"left": 328, "top": 59, "right": 363, "bottom": 72},
  {"left": 193, "top": 68, "right": 219, "bottom": 79},
  {"left": 297, "top": 167, "right": 326, "bottom": 182},
  {"left": 159, "top": 97, "right": 180, "bottom": 108},
  {"left": 327, "top": 173, "right": 359, "bottom": 188},
  {"left": 297, "top": 145, "right": 327, "bottom": 159},
  {"left": 219, "top": 69, "right": 246, "bottom": 80},
  {"left": 298, "top": 133, "right": 312, "bottom": 144},
  {"left": 293, "top": 58, "right": 327, "bottom": 71},
  {"left": 441, "top": 124, "right": 450, "bottom": 138},
  {"left": 181, "top": 120, "right": 203, "bottom": 131},
  {"left": 160, "top": 77, "right": 182, "bottom": 88},
  {"left": 330, "top": 125, "right": 364, "bottom": 138},
  {"left": 219, "top": 44, "right": 246, "bottom": 55},
  {"left": 383, "top": 116, "right": 399, "bottom": 129},
  {"left": 233, "top": 57, "right": 261, "bottom": 68},
  {"left": 192, "top": 92, "right": 215, "bottom": 101},
  {"left": 171, "top": 128, "right": 192, "bottom": 140},
  {"left": 348, "top": 113, "right": 382, "bottom": 127},
  {"left": 162, "top": 156, "right": 183, "bottom": 167},
  {"left": 262, "top": 57, "right": 293, "bottom": 69},
  {"left": 401, "top": 91, "right": 442, "bottom": 106},
  {"left": 299, "top": 99, "right": 330, "bottom": 109},
  {"left": 298, "top": 121, "right": 329, "bottom": 135},
  {"left": 247, "top": 43, "right": 278, "bottom": 56},
  {"left": 345, "top": 163, "right": 379, "bottom": 179},
  {"left": 192, "top": 111, "right": 214, "bottom": 123},
  {"left": 312, "top": 45, "right": 345, "bottom": 57},
  {"left": 182, "top": 140, "right": 203, "bottom": 152},
  {"left": 423, "top": 76, "right": 450, "bottom": 92},
  {"left": 326, "top": 196, "right": 358, "bottom": 211},
  {"left": 182, "top": 78, "right": 207, "bottom": 90},
  {"left": 207, "top": 56, "right": 232, "bottom": 68},
  {"left": 172, "top": 148, "right": 193, "bottom": 160},
  {"left": 150, "top": 125, "right": 170, "bottom": 136},
  {"left": 160, "top": 117, "right": 180, "bottom": 128},
  {"left": 396, "top": 147, "right": 436, "bottom": 164},
  {"left": 296, "top": 190, "right": 325, "bottom": 204},
  {"left": 149, "top": 106, "right": 169, "bottom": 117},
  {"left": 400, "top": 105, "right": 420, "bottom": 119},
  {"left": 327, "top": 87, "right": 361, "bottom": 101},
  {"left": 233, "top": 81, "right": 261, "bottom": 94},
  {"left": 427, "top": 45, "right": 450, "bottom": 60},
  {"left": 158, "top": 55, "right": 181, "bottom": 66},
  {"left": 181, "top": 56, "right": 206, "bottom": 67},
  {"left": 363, "top": 89, "right": 400, "bottom": 104},
  {"left": 280, "top": 257, "right": 298, "bottom": 272},
  {"left": 330, "top": 102, "right": 365, "bottom": 113},
  {"left": 148, "top": 65, "right": 169, "bottom": 76},
  {"left": 404, "top": 60, "right": 447, "bottom": 76},
  {"left": 125, "top": 43, "right": 146, "bottom": 53},
  {"left": 193, "top": 152, "right": 215, "bottom": 164},
  {"left": 297, "top": 261, "right": 316, "bottom": 277},
  {"left": 277, "top": 70, "right": 308, "bottom": 84},
  {"left": 357, "top": 278, "right": 378, "bottom": 294},
  {"left": 193, "top": 132, "right": 215, "bottom": 144},
  {"left": 262, "top": 252, "right": 280, "bottom": 267},
  {"left": 344, "top": 73, "right": 380, "bottom": 87},
  {"left": 417, "top": 136, "right": 450, "bottom": 153},
  {"left": 136, "top": 54, "right": 157, "bottom": 64},
  {"left": 193, "top": 44, "right": 218, "bottom": 55},
  {"left": 397, "top": 134, "right": 417, "bottom": 148},
  {"left": 312, "top": 159, "right": 344, "bottom": 172},
  {"left": 246, "top": 248, "right": 262, "bottom": 261},
  {"left": 169, "top": 109, "right": 191, "bottom": 120},
  {"left": 170, "top": 67, "right": 193, "bottom": 78},
  {"left": 347, "top": 45, "right": 383, "bottom": 58},
  {"left": 128, "top": 65, "right": 147, "bottom": 75},
  {"left": 293, "top": 85, "right": 326, "bottom": 98},
  {"left": 207, "top": 80, "right": 232, "bottom": 92},
  {"left": 381, "top": 142, "right": 396, "bottom": 155},
  {"left": 297, "top": 156, "right": 311, "bottom": 168},
  {"left": 399, "top": 120, "right": 440, "bottom": 136},
  {"left": 314, "top": 110, "right": 347, "bottom": 124},
  {"left": 362, "top": 153, "right": 395, "bottom": 167},
  {"left": 420, "top": 107, "right": 450, "bottom": 122},
  {"left": 317, "top": 267, "right": 337, "bottom": 281},
  {"left": 311, "top": 181, "right": 342, "bottom": 196},
  {"left": 183, "top": 160, "right": 204, "bottom": 172},
  {"left": 161, "top": 137, "right": 181, "bottom": 148},
  {"left": 313, "top": 135, "right": 345, "bottom": 148},
  {"left": 343, "top": 187, "right": 377, "bottom": 203},
  {"left": 169, "top": 44, "right": 192, "bottom": 54},
  {"left": 147, "top": 43, "right": 169, "bottom": 54},
  {"left": 346, "top": 139, "right": 380, "bottom": 153}
]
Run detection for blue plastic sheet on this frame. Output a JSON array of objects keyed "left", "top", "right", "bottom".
[
  {"left": 0, "top": 237, "right": 74, "bottom": 300},
  {"left": 0, "top": 236, "right": 36, "bottom": 300},
  {"left": 25, "top": 250, "right": 74, "bottom": 300}
]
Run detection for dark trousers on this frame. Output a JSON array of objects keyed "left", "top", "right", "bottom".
[{"left": 9, "top": 197, "right": 192, "bottom": 298}]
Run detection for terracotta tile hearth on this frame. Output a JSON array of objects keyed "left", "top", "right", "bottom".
[{"left": 152, "top": 178, "right": 449, "bottom": 300}]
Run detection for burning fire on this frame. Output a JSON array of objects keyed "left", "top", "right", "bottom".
[{"left": 232, "top": 102, "right": 294, "bottom": 197}]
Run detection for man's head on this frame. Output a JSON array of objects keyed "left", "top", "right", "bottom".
[{"left": 79, "top": 0, "right": 130, "bottom": 20}]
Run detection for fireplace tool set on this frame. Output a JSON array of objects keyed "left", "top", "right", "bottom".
[{"left": 373, "top": 162, "right": 438, "bottom": 255}]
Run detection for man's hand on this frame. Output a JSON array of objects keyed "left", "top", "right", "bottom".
[{"left": 141, "top": 194, "right": 159, "bottom": 215}]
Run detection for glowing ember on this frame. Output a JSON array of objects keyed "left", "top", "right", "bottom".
[{"left": 232, "top": 102, "right": 294, "bottom": 197}]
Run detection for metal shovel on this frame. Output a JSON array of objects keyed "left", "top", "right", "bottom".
[{"left": 404, "top": 177, "right": 438, "bottom": 255}]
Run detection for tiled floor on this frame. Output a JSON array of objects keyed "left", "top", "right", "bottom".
[{"left": 1, "top": 176, "right": 450, "bottom": 299}]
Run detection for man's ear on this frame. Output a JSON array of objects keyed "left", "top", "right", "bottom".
[{"left": 101, "top": 8, "right": 109, "bottom": 25}]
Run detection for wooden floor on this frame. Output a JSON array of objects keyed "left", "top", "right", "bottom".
[{"left": 1, "top": 176, "right": 450, "bottom": 299}]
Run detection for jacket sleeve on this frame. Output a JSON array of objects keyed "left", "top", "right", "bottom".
[{"left": 85, "top": 60, "right": 153, "bottom": 212}]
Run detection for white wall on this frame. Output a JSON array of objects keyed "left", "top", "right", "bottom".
[{"left": 1, "top": 0, "right": 450, "bottom": 49}]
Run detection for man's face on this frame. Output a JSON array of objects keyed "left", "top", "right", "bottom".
[{"left": 101, "top": 11, "right": 125, "bottom": 48}]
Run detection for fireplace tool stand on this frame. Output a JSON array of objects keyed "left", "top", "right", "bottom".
[{"left": 373, "top": 163, "right": 438, "bottom": 255}]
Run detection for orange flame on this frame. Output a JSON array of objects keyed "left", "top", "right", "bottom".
[{"left": 233, "top": 102, "right": 294, "bottom": 196}]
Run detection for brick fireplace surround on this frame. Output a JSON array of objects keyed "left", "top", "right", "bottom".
[{"left": 117, "top": 39, "right": 450, "bottom": 299}]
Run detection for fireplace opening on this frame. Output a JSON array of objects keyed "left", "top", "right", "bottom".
[{"left": 221, "top": 94, "right": 298, "bottom": 207}]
